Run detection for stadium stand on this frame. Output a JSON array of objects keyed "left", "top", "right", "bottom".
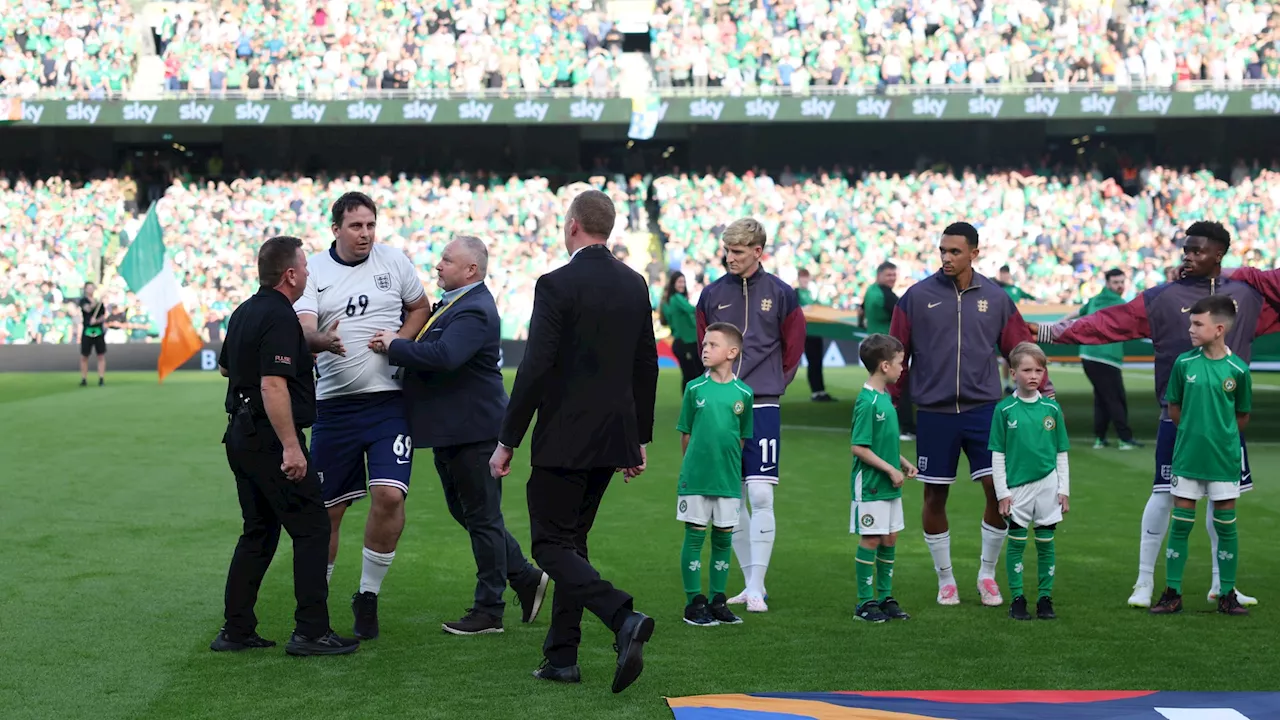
[
  {"left": 6, "top": 0, "right": 1280, "bottom": 97},
  {"left": 5, "top": 162, "right": 1279, "bottom": 345}
]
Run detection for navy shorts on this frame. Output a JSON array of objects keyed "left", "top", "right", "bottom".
[
  {"left": 741, "top": 404, "right": 781, "bottom": 484},
  {"left": 310, "top": 391, "right": 413, "bottom": 508},
  {"left": 1153, "top": 418, "right": 1252, "bottom": 494},
  {"left": 914, "top": 403, "right": 996, "bottom": 484}
]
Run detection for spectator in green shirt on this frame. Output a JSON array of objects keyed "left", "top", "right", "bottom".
[
  {"left": 660, "top": 271, "right": 703, "bottom": 395},
  {"left": 859, "top": 261, "right": 898, "bottom": 335},
  {"left": 859, "top": 261, "right": 913, "bottom": 437},
  {"left": 1064, "top": 268, "right": 1141, "bottom": 450},
  {"left": 997, "top": 265, "right": 1038, "bottom": 303},
  {"left": 797, "top": 268, "right": 835, "bottom": 402}
]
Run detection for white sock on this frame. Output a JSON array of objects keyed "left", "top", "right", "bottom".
[
  {"left": 1206, "top": 512, "right": 1221, "bottom": 588},
  {"left": 360, "top": 547, "right": 395, "bottom": 595},
  {"left": 924, "top": 531, "right": 956, "bottom": 587},
  {"left": 746, "top": 483, "right": 775, "bottom": 598},
  {"left": 979, "top": 521, "right": 1008, "bottom": 580},
  {"left": 326, "top": 563, "right": 335, "bottom": 585},
  {"left": 732, "top": 482, "right": 755, "bottom": 590},
  {"left": 1138, "top": 492, "right": 1174, "bottom": 585}
]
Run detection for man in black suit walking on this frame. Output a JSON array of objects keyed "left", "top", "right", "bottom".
[
  {"left": 371, "top": 236, "right": 550, "bottom": 637},
  {"left": 489, "top": 190, "right": 660, "bottom": 694}
]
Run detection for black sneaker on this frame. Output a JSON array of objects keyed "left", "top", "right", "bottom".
[
  {"left": 855, "top": 601, "right": 889, "bottom": 623},
  {"left": 532, "top": 658, "right": 581, "bottom": 683},
  {"left": 352, "top": 591, "right": 379, "bottom": 639},
  {"left": 285, "top": 630, "right": 360, "bottom": 656},
  {"left": 443, "top": 608, "right": 504, "bottom": 635},
  {"left": 98, "top": 377, "right": 104, "bottom": 386},
  {"left": 1036, "top": 596, "right": 1057, "bottom": 620},
  {"left": 1150, "top": 587, "right": 1183, "bottom": 615},
  {"left": 79, "top": 378, "right": 87, "bottom": 387},
  {"left": 210, "top": 628, "right": 277, "bottom": 652},
  {"left": 1217, "top": 590, "right": 1250, "bottom": 616},
  {"left": 880, "top": 597, "right": 911, "bottom": 620},
  {"left": 811, "top": 391, "right": 838, "bottom": 402},
  {"left": 513, "top": 570, "right": 550, "bottom": 623},
  {"left": 1009, "top": 595, "right": 1032, "bottom": 621},
  {"left": 708, "top": 593, "right": 742, "bottom": 625},
  {"left": 684, "top": 595, "right": 718, "bottom": 626}
]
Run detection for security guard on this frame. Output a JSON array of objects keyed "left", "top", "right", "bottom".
[{"left": 212, "top": 235, "right": 359, "bottom": 657}]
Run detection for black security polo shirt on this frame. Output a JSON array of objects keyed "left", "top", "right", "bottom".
[{"left": 220, "top": 286, "right": 316, "bottom": 429}]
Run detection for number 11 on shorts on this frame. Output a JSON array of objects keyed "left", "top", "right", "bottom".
[{"left": 759, "top": 437, "right": 777, "bottom": 471}]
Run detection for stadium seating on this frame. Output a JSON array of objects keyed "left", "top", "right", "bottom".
[
  {"left": 6, "top": 0, "right": 1280, "bottom": 96},
  {"left": 5, "top": 163, "right": 1279, "bottom": 345}
]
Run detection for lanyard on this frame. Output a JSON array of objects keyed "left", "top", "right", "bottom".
[{"left": 414, "top": 286, "right": 474, "bottom": 341}]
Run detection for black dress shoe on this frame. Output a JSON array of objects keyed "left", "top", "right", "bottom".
[
  {"left": 210, "top": 628, "right": 277, "bottom": 652},
  {"left": 611, "top": 612, "right": 655, "bottom": 694},
  {"left": 514, "top": 570, "right": 550, "bottom": 623},
  {"left": 532, "top": 659, "right": 581, "bottom": 683},
  {"left": 285, "top": 630, "right": 360, "bottom": 656},
  {"left": 442, "top": 608, "right": 503, "bottom": 635}
]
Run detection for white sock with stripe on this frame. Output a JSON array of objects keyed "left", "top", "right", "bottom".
[
  {"left": 1138, "top": 492, "right": 1173, "bottom": 585},
  {"left": 924, "top": 531, "right": 956, "bottom": 587},
  {"left": 360, "top": 547, "right": 395, "bottom": 595},
  {"left": 732, "top": 484, "right": 755, "bottom": 591},
  {"left": 979, "top": 521, "right": 1008, "bottom": 580}
]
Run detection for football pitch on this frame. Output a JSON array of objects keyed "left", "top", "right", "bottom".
[{"left": 3, "top": 365, "right": 1278, "bottom": 720}]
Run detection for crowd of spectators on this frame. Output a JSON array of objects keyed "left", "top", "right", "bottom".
[
  {"left": 5, "top": 160, "right": 1279, "bottom": 345},
  {"left": 6, "top": 0, "right": 1280, "bottom": 97}
]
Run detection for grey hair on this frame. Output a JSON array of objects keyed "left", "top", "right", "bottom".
[{"left": 453, "top": 235, "right": 489, "bottom": 277}]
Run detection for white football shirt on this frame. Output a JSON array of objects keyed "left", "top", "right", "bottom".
[{"left": 294, "top": 243, "right": 427, "bottom": 400}]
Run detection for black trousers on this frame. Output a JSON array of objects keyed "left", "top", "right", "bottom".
[
  {"left": 222, "top": 433, "right": 331, "bottom": 639},
  {"left": 527, "top": 466, "right": 633, "bottom": 667},
  {"left": 671, "top": 338, "right": 704, "bottom": 395},
  {"left": 804, "top": 335, "right": 826, "bottom": 393},
  {"left": 899, "top": 394, "right": 916, "bottom": 434},
  {"left": 1082, "top": 359, "right": 1133, "bottom": 442},
  {"left": 433, "top": 439, "right": 538, "bottom": 618}
]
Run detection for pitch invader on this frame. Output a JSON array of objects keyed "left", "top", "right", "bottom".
[
  {"left": 889, "top": 222, "right": 1048, "bottom": 607},
  {"left": 695, "top": 218, "right": 806, "bottom": 612},
  {"left": 1033, "top": 221, "right": 1273, "bottom": 608},
  {"left": 294, "top": 192, "right": 430, "bottom": 639}
]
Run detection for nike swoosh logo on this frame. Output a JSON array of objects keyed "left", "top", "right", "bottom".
[
  {"left": 318, "top": 285, "right": 332, "bottom": 293},
  {"left": 928, "top": 302, "right": 942, "bottom": 309},
  {"left": 1181, "top": 307, "right": 1191, "bottom": 313},
  {"left": 718, "top": 303, "right": 732, "bottom": 309},
  {"left": 395, "top": 459, "right": 410, "bottom": 465},
  {"left": 761, "top": 465, "right": 776, "bottom": 471}
]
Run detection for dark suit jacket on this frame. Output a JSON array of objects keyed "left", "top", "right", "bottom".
[
  {"left": 499, "top": 243, "right": 659, "bottom": 470},
  {"left": 388, "top": 283, "right": 507, "bottom": 449}
]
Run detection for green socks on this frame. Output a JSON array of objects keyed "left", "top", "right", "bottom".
[
  {"left": 1035, "top": 527, "right": 1056, "bottom": 599},
  {"left": 710, "top": 529, "right": 733, "bottom": 597},
  {"left": 1006, "top": 528, "right": 1028, "bottom": 597},
  {"left": 682, "top": 525, "right": 707, "bottom": 604},
  {"left": 856, "top": 545, "right": 877, "bottom": 604},
  {"left": 876, "top": 544, "right": 896, "bottom": 600},
  {"left": 1213, "top": 508, "right": 1238, "bottom": 595},
  {"left": 1166, "top": 506, "right": 1196, "bottom": 593}
]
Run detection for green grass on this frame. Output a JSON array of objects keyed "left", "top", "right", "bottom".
[{"left": 3, "top": 366, "right": 1278, "bottom": 720}]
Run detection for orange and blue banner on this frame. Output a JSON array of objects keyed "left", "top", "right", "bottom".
[{"left": 666, "top": 690, "right": 1280, "bottom": 719}]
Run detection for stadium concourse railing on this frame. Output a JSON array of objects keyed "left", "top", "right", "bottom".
[
  {"left": 802, "top": 304, "right": 1280, "bottom": 371},
  {"left": 12, "top": 79, "right": 1280, "bottom": 125}
]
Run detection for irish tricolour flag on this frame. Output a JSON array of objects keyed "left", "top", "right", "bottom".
[{"left": 117, "top": 204, "right": 204, "bottom": 382}]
